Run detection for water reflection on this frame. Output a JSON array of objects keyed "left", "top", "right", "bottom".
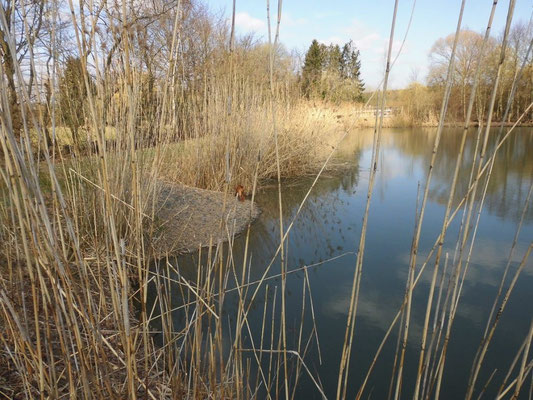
[
  {"left": 335, "top": 127, "right": 533, "bottom": 222},
  {"left": 149, "top": 127, "right": 533, "bottom": 399},
  {"left": 393, "top": 127, "right": 532, "bottom": 221}
]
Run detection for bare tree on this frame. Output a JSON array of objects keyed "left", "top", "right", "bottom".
[
  {"left": 0, "top": 0, "right": 46, "bottom": 134},
  {"left": 428, "top": 30, "right": 498, "bottom": 121}
]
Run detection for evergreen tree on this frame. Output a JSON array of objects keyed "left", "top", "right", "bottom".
[
  {"left": 341, "top": 40, "right": 365, "bottom": 100},
  {"left": 59, "top": 57, "right": 90, "bottom": 147},
  {"left": 326, "top": 44, "right": 342, "bottom": 73},
  {"left": 301, "top": 39, "right": 365, "bottom": 102},
  {"left": 302, "top": 39, "right": 325, "bottom": 97}
]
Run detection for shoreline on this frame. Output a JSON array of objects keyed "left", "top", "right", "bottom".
[
  {"left": 151, "top": 182, "right": 261, "bottom": 257},
  {"left": 0, "top": 181, "right": 261, "bottom": 398}
]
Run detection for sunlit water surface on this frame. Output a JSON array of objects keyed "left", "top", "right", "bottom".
[{"left": 148, "top": 127, "right": 533, "bottom": 399}]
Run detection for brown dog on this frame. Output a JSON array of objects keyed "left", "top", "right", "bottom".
[{"left": 235, "top": 185, "right": 245, "bottom": 202}]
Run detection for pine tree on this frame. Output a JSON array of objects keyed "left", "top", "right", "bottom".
[
  {"left": 302, "top": 39, "right": 325, "bottom": 97},
  {"left": 326, "top": 44, "right": 342, "bottom": 73},
  {"left": 59, "top": 57, "right": 90, "bottom": 147},
  {"left": 341, "top": 40, "right": 365, "bottom": 100},
  {"left": 301, "top": 39, "right": 365, "bottom": 102}
]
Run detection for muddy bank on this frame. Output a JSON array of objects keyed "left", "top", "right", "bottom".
[{"left": 151, "top": 183, "right": 260, "bottom": 256}]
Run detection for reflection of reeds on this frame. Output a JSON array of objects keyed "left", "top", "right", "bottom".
[
  {"left": 336, "top": 1, "right": 402, "bottom": 398},
  {"left": 339, "top": 1, "right": 533, "bottom": 399},
  {"left": 1, "top": 0, "right": 533, "bottom": 399}
]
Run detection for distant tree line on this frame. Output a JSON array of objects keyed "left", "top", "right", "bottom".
[
  {"left": 2, "top": 0, "right": 531, "bottom": 152},
  {"left": 301, "top": 39, "right": 365, "bottom": 102},
  {"left": 370, "top": 25, "right": 533, "bottom": 125},
  {"left": 424, "top": 26, "right": 533, "bottom": 123}
]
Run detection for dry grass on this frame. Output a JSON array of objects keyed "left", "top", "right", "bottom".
[
  {"left": 152, "top": 102, "right": 350, "bottom": 191},
  {"left": 1, "top": 0, "right": 532, "bottom": 399},
  {"left": 0, "top": 5, "right": 350, "bottom": 396}
]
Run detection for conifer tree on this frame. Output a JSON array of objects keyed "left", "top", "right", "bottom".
[
  {"left": 341, "top": 40, "right": 365, "bottom": 100},
  {"left": 302, "top": 39, "right": 365, "bottom": 102},
  {"left": 326, "top": 44, "right": 342, "bottom": 73},
  {"left": 59, "top": 57, "right": 90, "bottom": 147},
  {"left": 302, "top": 39, "right": 325, "bottom": 97}
]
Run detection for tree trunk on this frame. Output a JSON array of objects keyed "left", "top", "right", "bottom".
[{"left": 0, "top": 29, "right": 22, "bottom": 135}]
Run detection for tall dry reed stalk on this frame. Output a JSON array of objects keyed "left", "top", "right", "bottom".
[{"left": 1, "top": 0, "right": 532, "bottom": 399}]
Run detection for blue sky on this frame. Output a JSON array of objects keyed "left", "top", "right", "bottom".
[{"left": 207, "top": 0, "right": 533, "bottom": 89}]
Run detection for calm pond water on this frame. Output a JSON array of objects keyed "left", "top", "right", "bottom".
[{"left": 148, "top": 127, "right": 533, "bottom": 399}]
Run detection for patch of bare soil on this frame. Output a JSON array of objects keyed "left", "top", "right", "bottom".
[{"left": 151, "top": 183, "right": 260, "bottom": 256}]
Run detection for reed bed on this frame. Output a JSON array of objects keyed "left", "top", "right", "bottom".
[{"left": 1, "top": 0, "right": 532, "bottom": 399}]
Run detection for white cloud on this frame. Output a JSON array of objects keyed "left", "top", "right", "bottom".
[
  {"left": 282, "top": 12, "right": 308, "bottom": 27},
  {"left": 342, "top": 19, "right": 382, "bottom": 50},
  {"left": 234, "top": 12, "right": 265, "bottom": 32},
  {"left": 319, "top": 36, "right": 344, "bottom": 46},
  {"left": 342, "top": 18, "right": 407, "bottom": 55},
  {"left": 319, "top": 32, "right": 382, "bottom": 52},
  {"left": 315, "top": 18, "right": 415, "bottom": 88},
  {"left": 313, "top": 11, "right": 339, "bottom": 20}
]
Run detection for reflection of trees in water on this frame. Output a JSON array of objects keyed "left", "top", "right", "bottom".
[
  {"left": 154, "top": 161, "right": 362, "bottom": 319},
  {"left": 145, "top": 164, "right": 363, "bottom": 359},
  {"left": 387, "top": 127, "right": 533, "bottom": 222},
  {"left": 254, "top": 161, "right": 361, "bottom": 263},
  {"left": 151, "top": 125, "right": 531, "bottom": 339},
  {"left": 339, "top": 162, "right": 361, "bottom": 193}
]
